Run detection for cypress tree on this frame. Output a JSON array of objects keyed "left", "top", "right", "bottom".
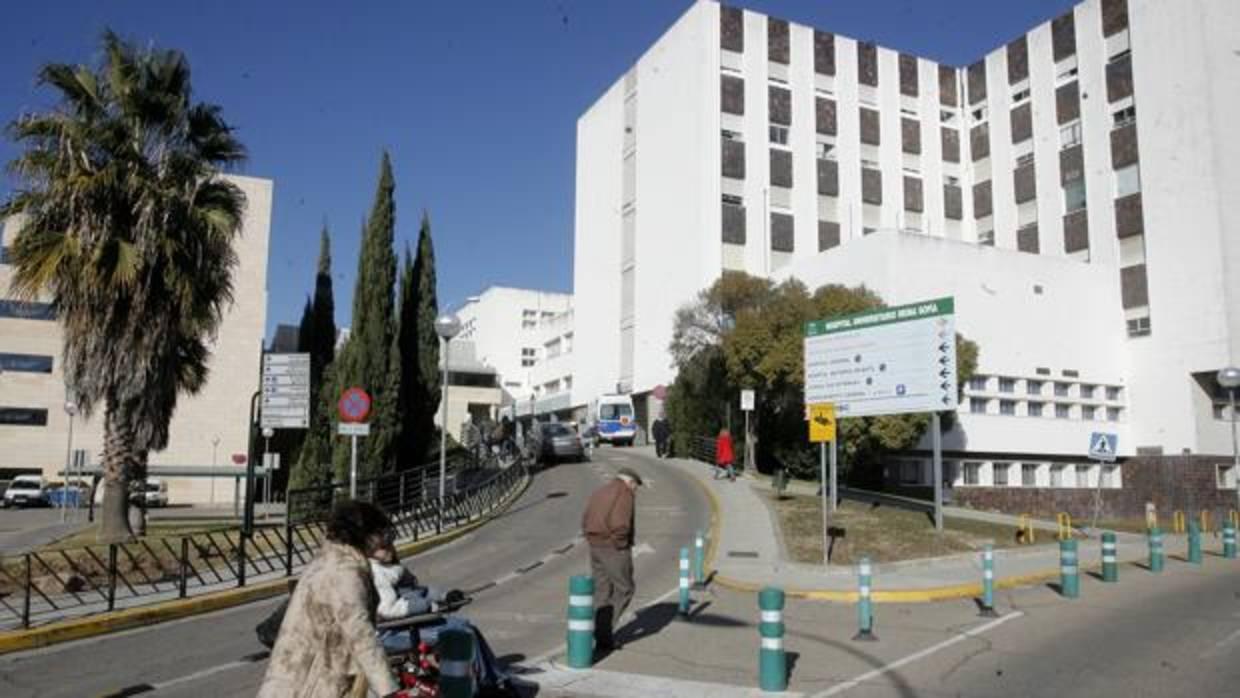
[
  {"left": 292, "top": 228, "right": 338, "bottom": 490},
  {"left": 410, "top": 212, "right": 441, "bottom": 465},
  {"left": 396, "top": 246, "right": 419, "bottom": 468}
]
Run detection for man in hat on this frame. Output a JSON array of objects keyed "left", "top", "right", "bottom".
[{"left": 580, "top": 467, "right": 643, "bottom": 655}]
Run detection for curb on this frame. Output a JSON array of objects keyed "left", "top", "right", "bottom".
[{"left": 0, "top": 469, "right": 532, "bottom": 656}]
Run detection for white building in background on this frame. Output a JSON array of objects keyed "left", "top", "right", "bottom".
[
  {"left": 0, "top": 175, "right": 273, "bottom": 503},
  {"left": 432, "top": 341, "right": 503, "bottom": 441},
  {"left": 573, "top": 0, "right": 1240, "bottom": 481}
]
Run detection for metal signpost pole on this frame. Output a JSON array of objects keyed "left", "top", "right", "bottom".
[
  {"left": 435, "top": 314, "right": 462, "bottom": 532},
  {"left": 61, "top": 403, "right": 76, "bottom": 522},
  {"left": 932, "top": 412, "right": 943, "bottom": 532},
  {"left": 262, "top": 427, "right": 274, "bottom": 520},
  {"left": 350, "top": 434, "right": 359, "bottom": 498},
  {"left": 829, "top": 433, "right": 838, "bottom": 514},
  {"left": 820, "top": 441, "right": 828, "bottom": 566}
]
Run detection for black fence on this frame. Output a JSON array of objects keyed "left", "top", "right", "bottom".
[{"left": 0, "top": 457, "right": 527, "bottom": 631}]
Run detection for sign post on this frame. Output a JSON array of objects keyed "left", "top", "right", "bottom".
[
  {"left": 1088, "top": 432, "right": 1118, "bottom": 532},
  {"left": 809, "top": 403, "right": 836, "bottom": 565},
  {"left": 337, "top": 387, "right": 373, "bottom": 498},
  {"left": 741, "top": 390, "right": 755, "bottom": 471}
]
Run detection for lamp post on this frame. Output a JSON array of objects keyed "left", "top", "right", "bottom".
[
  {"left": 1219, "top": 367, "right": 1240, "bottom": 513},
  {"left": 261, "top": 427, "right": 275, "bottom": 519},
  {"left": 435, "top": 313, "right": 463, "bottom": 531},
  {"left": 62, "top": 400, "right": 78, "bottom": 522},
  {"left": 210, "top": 435, "right": 220, "bottom": 506}
]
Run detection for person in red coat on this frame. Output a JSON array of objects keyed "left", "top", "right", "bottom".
[{"left": 714, "top": 428, "right": 735, "bottom": 481}]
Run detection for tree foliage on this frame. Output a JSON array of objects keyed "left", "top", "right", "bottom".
[{"left": 291, "top": 228, "right": 338, "bottom": 491}]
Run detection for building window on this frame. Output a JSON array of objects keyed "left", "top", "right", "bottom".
[
  {"left": 0, "top": 407, "right": 49, "bottom": 426},
  {"left": 970, "top": 398, "right": 989, "bottom": 414},
  {"left": 993, "top": 462, "right": 1010, "bottom": 486},
  {"left": 1022, "top": 463, "right": 1038, "bottom": 487},
  {"left": 1000, "top": 400, "right": 1016, "bottom": 416},
  {"left": 1116, "top": 164, "right": 1141, "bottom": 197},
  {"left": 0, "top": 245, "right": 9, "bottom": 264},
  {"left": 1050, "top": 465, "right": 1065, "bottom": 488},
  {"left": 521, "top": 347, "right": 537, "bottom": 368},
  {"left": 963, "top": 462, "right": 981, "bottom": 486},
  {"left": 1081, "top": 405, "right": 1097, "bottom": 420},
  {"left": 1055, "top": 404, "right": 1071, "bottom": 419},
  {"left": 1217, "top": 464, "right": 1238, "bottom": 490},
  {"left": 1064, "top": 178, "right": 1087, "bottom": 212},
  {"left": 1127, "top": 316, "right": 1151, "bottom": 337},
  {"left": 1101, "top": 465, "right": 1120, "bottom": 489},
  {"left": 769, "top": 125, "right": 790, "bottom": 146},
  {"left": 1028, "top": 401, "right": 1044, "bottom": 417},
  {"left": 1053, "top": 382, "right": 1070, "bottom": 397},
  {"left": 998, "top": 378, "right": 1015, "bottom": 393},
  {"left": 0, "top": 353, "right": 54, "bottom": 374},
  {"left": 968, "top": 376, "right": 988, "bottom": 391},
  {"left": 978, "top": 230, "right": 995, "bottom": 246},
  {"left": 1080, "top": 384, "right": 1096, "bottom": 399},
  {"left": 1027, "top": 380, "right": 1043, "bottom": 396},
  {"left": 1060, "top": 121, "right": 1082, "bottom": 149},
  {"left": 0, "top": 300, "right": 56, "bottom": 320},
  {"left": 1106, "top": 386, "right": 1123, "bottom": 401},
  {"left": 522, "top": 310, "right": 537, "bottom": 329},
  {"left": 1112, "top": 105, "right": 1136, "bottom": 129},
  {"left": 1106, "top": 407, "right": 1121, "bottom": 421}
]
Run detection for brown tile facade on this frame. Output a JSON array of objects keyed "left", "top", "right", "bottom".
[
  {"left": 973, "top": 180, "right": 993, "bottom": 219},
  {"left": 770, "top": 148, "right": 793, "bottom": 188},
  {"left": 770, "top": 212, "right": 794, "bottom": 251},
  {"left": 816, "top": 97, "right": 837, "bottom": 135},
  {"left": 941, "top": 128, "right": 961, "bottom": 163},
  {"left": 967, "top": 60, "right": 987, "bottom": 105},
  {"left": 970, "top": 123, "right": 990, "bottom": 161},
  {"left": 1107, "top": 55, "right": 1133, "bottom": 103},
  {"left": 862, "top": 167, "right": 882, "bottom": 204},
  {"left": 1060, "top": 144, "right": 1084, "bottom": 183},
  {"left": 899, "top": 53, "right": 918, "bottom": 97},
  {"left": 768, "top": 18, "right": 790, "bottom": 64},
  {"left": 1111, "top": 124, "right": 1139, "bottom": 168},
  {"left": 1064, "top": 210, "right": 1090, "bottom": 252},
  {"left": 1121, "top": 263, "right": 1149, "bottom": 308},
  {"left": 722, "top": 137, "right": 746, "bottom": 179},
  {"left": 1102, "top": 0, "right": 1129, "bottom": 38},
  {"left": 721, "top": 75, "right": 744, "bottom": 116},
  {"left": 721, "top": 6, "right": 744, "bottom": 53},
  {"left": 817, "top": 158, "right": 839, "bottom": 196},
  {"left": 1115, "top": 193, "right": 1144, "bottom": 238},
  {"left": 857, "top": 41, "right": 878, "bottom": 86},
  {"left": 814, "top": 31, "right": 835, "bottom": 75},
  {"left": 1014, "top": 163, "right": 1037, "bottom": 204},
  {"left": 939, "top": 65, "right": 958, "bottom": 107},
  {"left": 818, "top": 220, "right": 841, "bottom": 251},
  {"left": 769, "top": 85, "right": 791, "bottom": 125},
  {"left": 722, "top": 203, "right": 746, "bottom": 244},
  {"left": 1007, "top": 37, "right": 1029, "bottom": 84},
  {"left": 860, "top": 107, "right": 881, "bottom": 145},
  {"left": 1052, "top": 12, "right": 1076, "bottom": 62},
  {"left": 903, "top": 176, "right": 924, "bottom": 212},
  {"left": 1017, "top": 224, "right": 1040, "bottom": 253},
  {"left": 944, "top": 184, "right": 963, "bottom": 219},
  {"left": 902, "top": 118, "right": 921, "bottom": 154},
  {"left": 1056, "top": 81, "right": 1080, "bottom": 124},
  {"left": 1010, "top": 103, "right": 1032, "bottom": 143}
]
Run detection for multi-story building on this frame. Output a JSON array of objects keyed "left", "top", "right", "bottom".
[
  {"left": 0, "top": 176, "right": 273, "bottom": 504},
  {"left": 573, "top": 0, "right": 1239, "bottom": 513}
]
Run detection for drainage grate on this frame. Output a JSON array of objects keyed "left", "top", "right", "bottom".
[{"left": 727, "top": 550, "right": 759, "bottom": 558}]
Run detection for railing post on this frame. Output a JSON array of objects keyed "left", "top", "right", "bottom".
[
  {"left": 179, "top": 537, "right": 190, "bottom": 599},
  {"left": 285, "top": 515, "right": 295, "bottom": 577},
  {"left": 107, "top": 544, "right": 118, "bottom": 612},
  {"left": 238, "top": 534, "right": 247, "bottom": 588},
  {"left": 22, "top": 553, "right": 32, "bottom": 629},
  {"left": 399, "top": 473, "right": 407, "bottom": 515}
]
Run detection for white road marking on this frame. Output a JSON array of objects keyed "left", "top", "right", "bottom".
[
  {"left": 151, "top": 657, "right": 263, "bottom": 691},
  {"left": 1200, "top": 627, "right": 1240, "bottom": 659},
  {"left": 810, "top": 611, "right": 1025, "bottom": 697}
]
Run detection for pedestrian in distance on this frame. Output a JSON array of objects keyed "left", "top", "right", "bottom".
[
  {"left": 581, "top": 467, "right": 643, "bottom": 657},
  {"left": 715, "top": 428, "right": 735, "bottom": 481},
  {"left": 651, "top": 415, "right": 670, "bottom": 458},
  {"left": 258, "top": 500, "right": 400, "bottom": 698}
]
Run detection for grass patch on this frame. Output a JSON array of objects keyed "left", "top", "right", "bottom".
[
  {"left": 774, "top": 494, "right": 1026, "bottom": 565},
  {"left": 41, "top": 522, "right": 235, "bottom": 551}
]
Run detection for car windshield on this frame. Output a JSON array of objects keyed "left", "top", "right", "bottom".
[
  {"left": 544, "top": 424, "right": 573, "bottom": 436},
  {"left": 144, "top": 483, "right": 162, "bottom": 492},
  {"left": 9, "top": 481, "right": 39, "bottom": 490},
  {"left": 599, "top": 404, "right": 632, "bottom": 420}
]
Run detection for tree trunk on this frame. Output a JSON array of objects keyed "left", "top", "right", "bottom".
[{"left": 98, "top": 406, "right": 136, "bottom": 544}]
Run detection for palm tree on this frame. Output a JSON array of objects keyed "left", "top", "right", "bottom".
[{"left": 1, "top": 31, "right": 247, "bottom": 542}]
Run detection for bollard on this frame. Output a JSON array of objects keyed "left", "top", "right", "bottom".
[
  {"left": 979, "top": 544, "right": 998, "bottom": 617},
  {"left": 566, "top": 575, "right": 595, "bottom": 669},
  {"left": 679, "top": 547, "right": 691, "bottom": 616},
  {"left": 1018, "top": 514, "right": 1035, "bottom": 545},
  {"left": 1056, "top": 512, "right": 1072, "bottom": 541},
  {"left": 1173, "top": 511, "right": 1186, "bottom": 534},
  {"left": 1148, "top": 526, "right": 1164, "bottom": 573},
  {"left": 1200, "top": 510, "right": 1211, "bottom": 535},
  {"left": 758, "top": 587, "right": 787, "bottom": 692},
  {"left": 1188, "top": 521, "right": 1202, "bottom": 565},
  {"left": 1101, "top": 532, "right": 1118, "bottom": 583},
  {"left": 1224, "top": 524, "right": 1237, "bottom": 560},
  {"left": 693, "top": 529, "right": 706, "bottom": 588},
  {"left": 1059, "top": 538, "right": 1079, "bottom": 599},
  {"left": 853, "top": 556, "right": 877, "bottom": 640},
  {"left": 439, "top": 627, "right": 476, "bottom": 698}
]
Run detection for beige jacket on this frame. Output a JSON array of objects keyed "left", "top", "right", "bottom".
[{"left": 257, "top": 542, "right": 398, "bottom": 698}]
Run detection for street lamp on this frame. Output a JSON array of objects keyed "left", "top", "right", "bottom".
[
  {"left": 210, "top": 435, "right": 221, "bottom": 506},
  {"left": 261, "top": 427, "right": 275, "bottom": 519},
  {"left": 435, "top": 313, "right": 463, "bottom": 530},
  {"left": 1218, "top": 367, "right": 1240, "bottom": 513},
  {"left": 62, "top": 400, "right": 78, "bottom": 523}
]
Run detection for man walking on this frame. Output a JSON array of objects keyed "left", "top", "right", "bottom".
[
  {"left": 581, "top": 467, "right": 642, "bottom": 656},
  {"left": 651, "top": 415, "right": 670, "bottom": 458}
]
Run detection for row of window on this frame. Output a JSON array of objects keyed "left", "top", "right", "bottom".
[
  {"left": 957, "top": 461, "right": 1123, "bottom": 489},
  {"left": 968, "top": 398, "right": 1122, "bottom": 421},
  {"left": 0, "top": 407, "right": 48, "bottom": 427},
  {"left": 967, "top": 376, "right": 1123, "bottom": 402},
  {"left": 0, "top": 353, "right": 54, "bottom": 374}
]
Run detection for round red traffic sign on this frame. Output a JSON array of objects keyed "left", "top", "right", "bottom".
[
  {"left": 231, "top": 453, "right": 247, "bottom": 465},
  {"left": 338, "top": 387, "right": 372, "bottom": 423}
]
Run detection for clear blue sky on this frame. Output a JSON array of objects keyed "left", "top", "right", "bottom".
[{"left": 0, "top": 0, "right": 1075, "bottom": 338}]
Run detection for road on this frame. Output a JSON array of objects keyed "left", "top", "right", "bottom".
[{"left": 0, "top": 446, "right": 710, "bottom": 697}]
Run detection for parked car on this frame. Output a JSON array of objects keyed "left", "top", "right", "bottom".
[
  {"left": 2, "top": 475, "right": 49, "bottom": 508},
  {"left": 93, "top": 478, "right": 170, "bottom": 508},
  {"left": 529, "top": 422, "right": 586, "bottom": 464}
]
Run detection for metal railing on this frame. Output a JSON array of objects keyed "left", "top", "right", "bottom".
[
  {"left": 0, "top": 455, "right": 527, "bottom": 631},
  {"left": 685, "top": 436, "right": 718, "bottom": 466}
]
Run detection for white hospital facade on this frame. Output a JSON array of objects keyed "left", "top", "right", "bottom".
[{"left": 570, "top": 0, "right": 1240, "bottom": 505}]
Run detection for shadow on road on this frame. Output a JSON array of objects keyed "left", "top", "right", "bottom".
[{"left": 613, "top": 601, "right": 748, "bottom": 648}]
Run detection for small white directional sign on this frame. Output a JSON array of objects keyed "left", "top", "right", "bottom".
[
  {"left": 261, "top": 353, "right": 311, "bottom": 429},
  {"left": 1088, "top": 432, "right": 1118, "bottom": 462}
]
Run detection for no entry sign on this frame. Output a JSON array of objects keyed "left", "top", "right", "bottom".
[{"left": 338, "top": 387, "right": 372, "bottom": 423}]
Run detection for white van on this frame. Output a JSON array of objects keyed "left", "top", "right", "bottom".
[
  {"left": 2, "top": 475, "right": 49, "bottom": 508},
  {"left": 594, "top": 394, "right": 637, "bottom": 446}
]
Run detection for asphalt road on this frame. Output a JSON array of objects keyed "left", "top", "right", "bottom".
[{"left": 0, "top": 446, "right": 710, "bottom": 697}]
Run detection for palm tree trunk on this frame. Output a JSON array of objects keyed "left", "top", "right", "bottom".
[{"left": 98, "top": 405, "right": 137, "bottom": 544}]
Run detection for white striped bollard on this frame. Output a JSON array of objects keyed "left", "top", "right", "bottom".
[
  {"left": 979, "top": 544, "right": 997, "bottom": 617},
  {"left": 1101, "top": 532, "right": 1118, "bottom": 583},
  {"left": 853, "top": 556, "right": 877, "bottom": 641},
  {"left": 439, "top": 627, "right": 475, "bottom": 698},
  {"left": 758, "top": 587, "right": 787, "bottom": 692},
  {"left": 678, "top": 546, "right": 691, "bottom": 616},
  {"left": 566, "top": 575, "right": 594, "bottom": 668},
  {"left": 693, "top": 529, "right": 706, "bottom": 588}
]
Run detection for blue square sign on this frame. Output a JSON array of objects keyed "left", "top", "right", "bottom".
[{"left": 1088, "top": 432, "right": 1118, "bottom": 462}]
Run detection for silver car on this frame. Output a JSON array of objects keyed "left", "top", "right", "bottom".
[{"left": 531, "top": 423, "right": 586, "bottom": 464}]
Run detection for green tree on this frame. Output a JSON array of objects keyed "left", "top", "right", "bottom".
[
  {"left": 2, "top": 32, "right": 248, "bottom": 542},
  {"left": 291, "top": 228, "right": 338, "bottom": 490},
  {"left": 408, "top": 213, "right": 441, "bottom": 467}
]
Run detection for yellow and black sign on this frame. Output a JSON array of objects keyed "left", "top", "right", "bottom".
[{"left": 809, "top": 403, "right": 836, "bottom": 442}]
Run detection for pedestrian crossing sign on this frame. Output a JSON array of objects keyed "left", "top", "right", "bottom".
[{"left": 1088, "top": 432, "right": 1118, "bottom": 462}]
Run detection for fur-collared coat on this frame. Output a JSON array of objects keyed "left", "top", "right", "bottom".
[{"left": 257, "top": 542, "right": 398, "bottom": 698}]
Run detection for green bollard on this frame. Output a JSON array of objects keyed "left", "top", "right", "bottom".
[
  {"left": 1101, "top": 532, "right": 1118, "bottom": 583},
  {"left": 439, "top": 627, "right": 476, "bottom": 698},
  {"left": 853, "top": 556, "right": 877, "bottom": 640},
  {"left": 693, "top": 529, "right": 706, "bottom": 588},
  {"left": 979, "top": 544, "right": 997, "bottom": 617},
  {"left": 1148, "top": 527, "right": 1164, "bottom": 573},
  {"left": 1224, "top": 524, "right": 1237, "bottom": 559},
  {"left": 567, "top": 575, "right": 595, "bottom": 669},
  {"left": 679, "top": 547, "right": 691, "bottom": 616},
  {"left": 758, "top": 587, "right": 787, "bottom": 692},
  {"left": 1188, "top": 522, "right": 1202, "bottom": 565},
  {"left": 1059, "top": 538, "right": 1079, "bottom": 599}
]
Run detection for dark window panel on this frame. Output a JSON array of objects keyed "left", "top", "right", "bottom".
[
  {"left": 770, "top": 148, "right": 793, "bottom": 188},
  {"left": 721, "top": 75, "right": 745, "bottom": 115},
  {"left": 0, "top": 246, "right": 9, "bottom": 264},
  {"left": 857, "top": 41, "right": 878, "bottom": 86},
  {"left": 1115, "top": 193, "right": 1144, "bottom": 238},
  {"left": 939, "top": 65, "right": 958, "bottom": 106},
  {"left": 816, "top": 97, "right": 837, "bottom": 135},
  {"left": 941, "top": 128, "right": 960, "bottom": 163},
  {"left": 1106, "top": 55, "right": 1133, "bottom": 103},
  {"left": 1018, "top": 225, "right": 1040, "bottom": 253},
  {"left": 1060, "top": 144, "right": 1084, "bottom": 184},
  {"left": 967, "top": 60, "right": 987, "bottom": 105},
  {"left": 0, "top": 353, "right": 54, "bottom": 373},
  {"left": 1056, "top": 81, "right": 1080, "bottom": 124},
  {"left": 722, "top": 137, "right": 746, "bottom": 179},
  {"left": 1052, "top": 12, "right": 1076, "bottom": 62},
  {"left": 944, "top": 184, "right": 963, "bottom": 219},
  {"left": 770, "top": 212, "right": 795, "bottom": 252},
  {"left": 973, "top": 180, "right": 993, "bottom": 219},
  {"left": 862, "top": 167, "right": 883, "bottom": 205},
  {"left": 722, "top": 203, "right": 747, "bottom": 244},
  {"left": 902, "top": 118, "right": 921, "bottom": 154},
  {"left": 1010, "top": 103, "right": 1033, "bottom": 143},
  {"left": 1007, "top": 37, "right": 1029, "bottom": 84},
  {"left": 970, "top": 123, "right": 990, "bottom": 162},
  {"left": 1120, "top": 264, "right": 1149, "bottom": 309},
  {"left": 1102, "top": 0, "right": 1129, "bottom": 38},
  {"left": 814, "top": 31, "right": 835, "bottom": 75},
  {"left": 768, "top": 18, "right": 790, "bottom": 64},
  {"left": 0, "top": 408, "right": 49, "bottom": 427},
  {"left": 1014, "top": 162, "right": 1037, "bottom": 204},
  {"left": 0, "top": 300, "right": 56, "bottom": 320},
  {"left": 899, "top": 53, "right": 919, "bottom": 97},
  {"left": 1110, "top": 123, "right": 1139, "bottom": 168},
  {"left": 903, "top": 176, "right": 924, "bottom": 213},
  {"left": 860, "top": 108, "right": 881, "bottom": 145},
  {"left": 769, "top": 85, "right": 791, "bottom": 125},
  {"left": 817, "top": 158, "right": 839, "bottom": 196},
  {"left": 818, "top": 220, "right": 841, "bottom": 251},
  {"left": 721, "top": 6, "right": 744, "bottom": 52},
  {"left": 1064, "top": 210, "right": 1090, "bottom": 252}
]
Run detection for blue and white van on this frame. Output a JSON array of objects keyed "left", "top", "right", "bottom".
[{"left": 594, "top": 394, "right": 637, "bottom": 446}]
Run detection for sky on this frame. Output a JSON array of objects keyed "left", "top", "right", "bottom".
[{"left": 0, "top": 0, "right": 1077, "bottom": 339}]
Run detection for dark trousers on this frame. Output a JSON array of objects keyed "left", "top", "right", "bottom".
[
  {"left": 589, "top": 545, "right": 634, "bottom": 647},
  {"left": 654, "top": 437, "right": 668, "bottom": 457}
]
